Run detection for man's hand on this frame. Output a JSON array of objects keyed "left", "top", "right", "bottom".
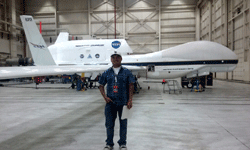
[
  {"left": 99, "top": 85, "right": 112, "bottom": 103},
  {"left": 127, "top": 100, "right": 132, "bottom": 109},
  {"left": 104, "top": 96, "right": 113, "bottom": 103}
]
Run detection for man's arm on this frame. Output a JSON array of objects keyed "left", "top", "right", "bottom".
[
  {"left": 99, "top": 85, "right": 112, "bottom": 103},
  {"left": 127, "top": 83, "right": 134, "bottom": 109}
]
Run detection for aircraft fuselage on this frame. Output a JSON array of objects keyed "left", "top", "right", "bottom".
[{"left": 48, "top": 40, "right": 238, "bottom": 79}]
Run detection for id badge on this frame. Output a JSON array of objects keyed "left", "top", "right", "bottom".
[{"left": 113, "top": 85, "right": 119, "bottom": 93}]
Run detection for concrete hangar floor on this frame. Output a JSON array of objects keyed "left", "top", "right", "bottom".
[{"left": 0, "top": 79, "right": 250, "bottom": 150}]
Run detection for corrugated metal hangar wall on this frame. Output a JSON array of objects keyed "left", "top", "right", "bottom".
[
  {"left": 0, "top": 0, "right": 249, "bottom": 81},
  {"left": 198, "top": 0, "right": 250, "bottom": 81}
]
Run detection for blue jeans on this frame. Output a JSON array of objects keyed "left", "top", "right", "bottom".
[{"left": 105, "top": 103, "right": 127, "bottom": 146}]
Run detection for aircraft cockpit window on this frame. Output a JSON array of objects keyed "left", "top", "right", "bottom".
[{"left": 148, "top": 65, "right": 155, "bottom": 72}]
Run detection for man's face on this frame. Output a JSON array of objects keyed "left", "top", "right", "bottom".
[{"left": 111, "top": 55, "right": 122, "bottom": 66}]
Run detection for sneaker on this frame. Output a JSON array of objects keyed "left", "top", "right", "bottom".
[
  {"left": 104, "top": 145, "right": 113, "bottom": 150},
  {"left": 119, "top": 145, "right": 127, "bottom": 150}
]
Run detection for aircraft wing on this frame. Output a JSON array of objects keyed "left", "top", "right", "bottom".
[
  {"left": 0, "top": 65, "right": 146, "bottom": 80},
  {"left": 0, "top": 65, "right": 110, "bottom": 79}
]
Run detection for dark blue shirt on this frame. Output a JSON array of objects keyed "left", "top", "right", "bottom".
[{"left": 99, "top": 66, "right": 135, "bottom": 106}]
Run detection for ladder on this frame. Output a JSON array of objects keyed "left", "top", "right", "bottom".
[{"left": 163, "top": 80, "right": 182, "bottom": 94}]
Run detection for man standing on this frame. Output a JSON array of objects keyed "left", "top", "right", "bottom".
[{"left": 99, "top": 52, "right": 135, "bottom": 150}]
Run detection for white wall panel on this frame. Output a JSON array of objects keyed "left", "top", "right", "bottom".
[
  {"left": 58, "top": 13, "right": 88, "bottom": 26},
  {"left": 161, "top": 0, "right": 194, "bottom": 5},
  {"left": 57, "top": 0, "right": 88, "bottom": 10},
  {"left": 135, "top": 1, "right": 152, "bottom": 7},
  {"left": 26, "top": 0, "right": 55, "bottom": 13},
  {"left": 61, "top": 24, "right": 88, "bottom": 35},
  {"left": 38, "top": 18, "right": 56, "bottom": 30},
  {"left": 27, "top": 6, "right": 56, "bottom": 13},
  {"left": 161, "top": 19, "right": 195, "bottom": 25},
  {"left": 161, "top": 12, "right": 195, "bottom": 19},
  {"left": 25, "top": 0, "right": 54, "bottom": 7},
  {"left": 0, "top": 35, "right": 10, "bottom": 53},
  {"left": 161, "top": 37, "right": 193, "bottom": 44},
  {"left": 93, "top": 13, "right": 116, "bottom": 21},
  {"left": 161, "top": 27, "right": 195, "bottom": 32},
  {"left": 127, "top": 11, "right": 155, "bottom": 20},
  {"left": 16, "top": 41, "right": 24, "bottom": 57}
]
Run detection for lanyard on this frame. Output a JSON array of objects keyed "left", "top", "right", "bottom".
[
  {"left": 113, "top": 74, "right": 118, "bottom": 93},
  {"left": 115, "top": 75, "right": 117, "bottom": 83}
]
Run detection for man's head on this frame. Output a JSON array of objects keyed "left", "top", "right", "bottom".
[{"left": 111, "top": 53, "right": 122, "bottom": 68}]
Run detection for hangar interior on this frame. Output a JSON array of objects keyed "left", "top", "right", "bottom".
[
  {"left": 1, "top": 1, "right": 250, "bottom": 150},
  {"left": 0, "top": 0, "right": 250, "bottom": 81}
]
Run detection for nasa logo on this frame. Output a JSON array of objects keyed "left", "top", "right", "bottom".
[
  {"left": 111, "top": 41, "right": 121, "bottom": 49},
  {"left": 95, "top": 54, "right": 100, "bottom": 58},
  {"left": 30, "top": 42, "right": 45, "bottom": 49},
  {"left": 80, "top": 54, "right": 84, "bottom": 59}
]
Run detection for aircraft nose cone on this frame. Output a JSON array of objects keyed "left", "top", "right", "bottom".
[
  {"left": 192, "top": 41, "right": 238, "bottom": 61},
  {"left": 215, "top": 42, "right": 238, "bottom": 60},
  {"left": 231, "top": 49, "right": 238, "bottom": 60},
  {"left": 162, "top": 41, "right": 238, "bottom": 61}
]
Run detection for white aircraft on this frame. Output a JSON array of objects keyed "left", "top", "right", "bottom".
[{"left": 0, "top": 15, "right": 238, "bottom": 80}]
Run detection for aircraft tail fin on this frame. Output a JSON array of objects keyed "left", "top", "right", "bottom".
[
  {"left": 55, "top": 32, "right": 69, "bottom": 44},
  {"left": 20, "top": 15, "right": 56, "bottom": 66}
]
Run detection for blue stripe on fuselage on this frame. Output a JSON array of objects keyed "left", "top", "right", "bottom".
[{"left": 121, "top": 60, "right": 238, "bottom": 66}]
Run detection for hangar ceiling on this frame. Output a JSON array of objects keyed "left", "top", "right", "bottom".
[{"left": 24, "top": 0, "right": 198, "bottom": 53}]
